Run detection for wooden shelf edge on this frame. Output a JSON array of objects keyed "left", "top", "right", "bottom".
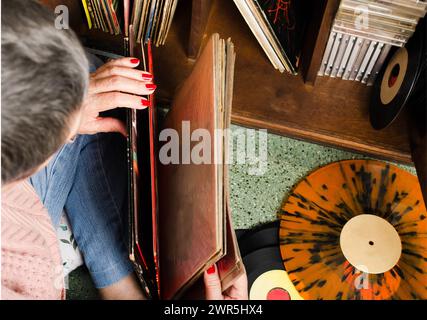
[
  {"left": 301, "top": 0, "right": 340, "bottom": 85},
  {"left": 188, "top": 0, "right": 214, "bottom": 59},
  {"left": 231, "top": 113, "right": 413, "bottom": 164}
]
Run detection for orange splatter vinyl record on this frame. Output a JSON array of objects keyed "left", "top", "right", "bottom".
[{"left": 280, "top": 160, "right": 427, "bottom": 300}]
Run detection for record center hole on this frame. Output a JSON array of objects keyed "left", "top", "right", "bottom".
[
  {"left": 369, "top": 241, "right": 374, "bottom": 246},
  {"left": 388, "top": 64, "right": 400, "bottom": 88}
]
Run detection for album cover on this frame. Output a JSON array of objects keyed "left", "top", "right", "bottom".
[
  {"left": 126, "top": 25, "right": 159, "bottom": 299},
  {"left": 81, "top": 0, "right": 178, "bottom": 45},
  {"left": 157, "top": 34, "right": 243, "bottom": 299},
  {"left": 256, "top": 0, "right": 306, "bottom": 71},
  {"left": 125, "top": 31, "right": 243, "bottom": 299}
]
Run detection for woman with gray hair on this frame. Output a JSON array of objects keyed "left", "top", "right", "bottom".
[{"left": 1, "top": 0, "right": 154, "bottom": 299}]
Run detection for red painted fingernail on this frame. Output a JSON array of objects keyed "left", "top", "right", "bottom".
[
  {"left": 130, "top": 58, "right": 139, "bottom": 64},
  {"left": 141, "top": 99, "right": 150, "bottom": 107},
  {"left": 142, "top": 73, "right": 153, "bottom": 80},
  {"left": 146, "top": 84, "right": 157, "bottom": 90},
  {"left": 207, "top": 265, "right": 215, "bottom": 274}
]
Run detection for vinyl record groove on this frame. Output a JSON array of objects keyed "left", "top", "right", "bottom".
[
  {"left": 280, "top": 160, "right": 427, "bottom": 300},
  {"left": 238, "top": 221, "right": 280, "bottom": 257}
]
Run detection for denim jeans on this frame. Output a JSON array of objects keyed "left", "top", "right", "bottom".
[
  {"left": 29, "top": 133, "right": 133, "bottom": 288},
  {"left": 29, "top": 53, "right": 133, "bottom": 288}
]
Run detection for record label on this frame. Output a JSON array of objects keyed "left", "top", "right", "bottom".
[
  {"left": 249, "top": 270, "right": 303, "bottom": 300},
  {"left": 380, "top": 47, "right": 408, "bottom": 105},
  {"left": 340, "top": 214, "right": 402, "bottom": 274}
]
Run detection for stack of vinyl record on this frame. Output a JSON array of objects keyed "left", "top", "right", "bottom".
[
  {"left": 81, "top": 0, "right": 178, "bottom": 46},
  {"left": 318, "top": 0, "right": 427, "bottom": 85}
]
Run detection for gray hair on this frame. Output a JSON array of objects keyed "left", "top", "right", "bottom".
[{"left": 1, "top": 0, "right": 89, "bottom": 184}]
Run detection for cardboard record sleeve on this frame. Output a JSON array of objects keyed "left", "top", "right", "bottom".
[{"left": 125, "top": 32, "right": 244, "bottom": 299}]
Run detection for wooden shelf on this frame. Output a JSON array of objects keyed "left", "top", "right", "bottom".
[
  {"left": 40, "top": 0, "right": 425, "bottom": 203},
  {"left": 41, "top": 0, "right": 413, "bottom": 164},
  {"left": 151, "top": 0, "right": 412, "bottom": 164}
]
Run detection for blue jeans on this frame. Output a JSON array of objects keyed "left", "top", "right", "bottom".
[
  {"left": 29, "top": 132, "right": 133, "bottom": 288},
  {"left": 30, "top": 53, "right": 133, "bottom": 288}
]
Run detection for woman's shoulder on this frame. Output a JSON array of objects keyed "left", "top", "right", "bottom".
[{"left": 1, "top": 180, "right": 64, "bottom": 300}]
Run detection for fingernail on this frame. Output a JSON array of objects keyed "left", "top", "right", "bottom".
[
  {"left": 141, "top": 99, "right": 150, "bottom": 107},
  {"left": 207, "top": 265, "right": 215, "bottom": 274},
  {"left": 130, "top": 58, "right": 139, "bottom": 64},
  {"left": 142, "top": 73, "right": 153, "bottom": 80},
  {"left": 146, "top": 84, "right": 157, "bottom": 90}
]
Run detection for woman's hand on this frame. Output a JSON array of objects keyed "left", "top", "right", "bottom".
[
  {"left": 204, "top": 264, "right": 248, "bottom": 300},
  {"left": 78, "top": 57, "right": 156, "bottom": 136}
]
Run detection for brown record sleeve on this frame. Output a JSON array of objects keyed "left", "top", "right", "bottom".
[{"left": 158, "top": 34, "right": 221, "bottom": 300}]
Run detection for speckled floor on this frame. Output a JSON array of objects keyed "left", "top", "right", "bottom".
[
  {"left": 66, "top": 124, "right": 416, "bottom": 299},
  {"left": 228, "top": 125, "right": 416, "bottom": 229}
]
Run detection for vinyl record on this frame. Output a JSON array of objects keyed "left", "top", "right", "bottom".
[
  {"left": 407, "top": 40, "right": 427, "bottom": 109},
  {"left": 238, "top": 221, "right": 280, "bottom": 257},
  {"left": 243, "top": 247, "right": 301, "bottom": 300},
  {"left": 370, "top": 19, "right": 424, "bottom": 130},
  {"left": 280, "top": 160, "right": 427, "bottom": 300}
]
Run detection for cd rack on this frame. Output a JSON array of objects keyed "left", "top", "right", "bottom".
[{"left": 318, "top": 0, "right": 427, "bottom": 85}]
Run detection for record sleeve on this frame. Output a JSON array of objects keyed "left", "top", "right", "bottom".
[
  {"left": 256, "top": 0, "right": 306, "bottom": 71},
  {"left": 126, "top": 33, "right": 244, "bottom": 300},
  {"left": 157, "top": 34, "right": 243, "bottom": 299},
  {"left": 126, "top": 25, "right": 159, "bottom": 299}
]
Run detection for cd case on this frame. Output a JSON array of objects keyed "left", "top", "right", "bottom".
[{"left": 125, "top": 31, "right": 244, "bottom": 300}]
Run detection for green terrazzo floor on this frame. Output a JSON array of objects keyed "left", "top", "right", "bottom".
[
  {"left": 228, "top": 125, "right": 416, "bottom": 229},
  {"left": 66, "top": 125, "right": 416, "bottom": 299}
]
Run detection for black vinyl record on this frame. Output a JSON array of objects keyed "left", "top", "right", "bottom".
[
  {"left": 243, "top": 246, "right": 303, "bottom": 300},
  {"left": 238, "top": 221, "right": 280, "bottom": 257},
  {"left": 370, "top": 19, "right": 425, "bottom": 130},
  {"left": 408, "top": 30, "right": 427, "bottom": 110},
  {"left": 243, "top": 246, "right": 285, "bottom": 288},
  {"left": 408, "top": 61, "right": 426, "bottom": 109}
]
